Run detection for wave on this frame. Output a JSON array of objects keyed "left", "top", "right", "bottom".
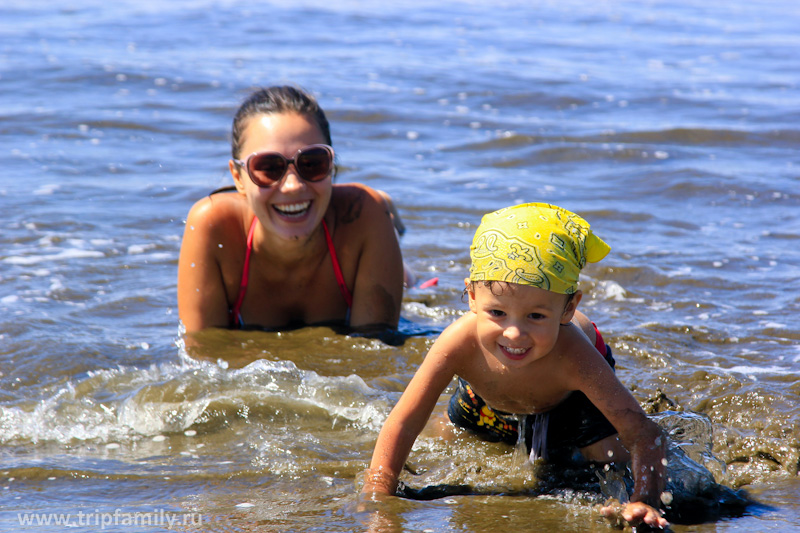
[{"left": 0, "top": 357, "right": 394, "bottom": 446}]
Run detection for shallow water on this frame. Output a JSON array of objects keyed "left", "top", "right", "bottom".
[{"left": 1, "top": 0, "right": 799, "bottom": 531}]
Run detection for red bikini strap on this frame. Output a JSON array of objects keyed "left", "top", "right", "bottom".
[
  {"left": 322, "top": 219, "right": 353, "bottom": 309},
  {"left": 230, "top": 217, "right": 257, "bottom": 323},
  {"left": 591, "top": 322, "right": 608, "bottom": 356}
]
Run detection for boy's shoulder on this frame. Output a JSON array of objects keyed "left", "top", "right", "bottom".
[
  {"left": 442, "top": 312, "right": 477, "bottom": 335},
  {"left": 429, "top": 313, "right": 480, "bottom": 360},
  {"left": 551, "top": 323, "right": 617, "bottom": 386}
]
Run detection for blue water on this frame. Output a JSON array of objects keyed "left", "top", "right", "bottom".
[{"left": 1, "top": 0, "right": 799, "bottom": 531}]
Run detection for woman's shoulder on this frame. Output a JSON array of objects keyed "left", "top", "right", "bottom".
[
  {"left": 186, "top": 189, "right": 248, "bottom": 228},
  {"left": 330, "top": 183, "right": 393, "bottom": 228},
  {"left": 182, "top": 190, "right": 251, "bottom": 256},
  {"left": 331, "top": 182, "right": 384, "bottom": 206}
]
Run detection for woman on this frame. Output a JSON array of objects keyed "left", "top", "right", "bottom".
[{"left": 178, "top": 86, "right": 405, "bottom": 333}]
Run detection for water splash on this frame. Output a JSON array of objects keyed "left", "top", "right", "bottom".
[
  {"left": 595, "top": 411, "right": 754, "bottom": 524},
  {"left": 0, "top": 355, "right": 389, "bottom": 445}
]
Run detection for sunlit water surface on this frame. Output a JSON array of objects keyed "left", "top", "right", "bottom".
[{"left": 1, "top": 0, "right": 799, "bottom": 531}]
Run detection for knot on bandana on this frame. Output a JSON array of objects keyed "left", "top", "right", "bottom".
[{"left": 469, "top": 203, "right": 610, "bottom": 294}]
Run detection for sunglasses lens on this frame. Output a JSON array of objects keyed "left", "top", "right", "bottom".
[
  {"left": 244, "top": 146, "right": 333, "bottom": 187},
  {"left": 295, "top": 147, "right": 333, "bottom": 182},
  {"left": 249, "top": 154, "right": 287, "bottom": 185}
]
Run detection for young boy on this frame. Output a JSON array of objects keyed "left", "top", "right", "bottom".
[{"left": 362, "top": 203, "right": 669, "bottom": 529}]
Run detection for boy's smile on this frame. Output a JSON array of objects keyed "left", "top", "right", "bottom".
[
  {"left": 501, "top": 345, "right": 530, "bottom": 360},
  {"left": 468, "top": 280, "right": 579, "bottom": 368}
]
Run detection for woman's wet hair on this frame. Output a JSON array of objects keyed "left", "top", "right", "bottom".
[{"left": 231, "top": 85, "right": 332, "bottom": 160}]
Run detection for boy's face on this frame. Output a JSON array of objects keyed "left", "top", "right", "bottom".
[{"left": 467, "top": 280, "right": 580, "bottom": 369}]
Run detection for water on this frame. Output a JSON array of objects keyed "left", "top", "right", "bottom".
[{"left": 1, "top": 0, "right": 799, "bottom": 530}]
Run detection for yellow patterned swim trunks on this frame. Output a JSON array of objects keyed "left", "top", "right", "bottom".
[{"left": 469, "top": 203, "right": 610, "bottom": 294}]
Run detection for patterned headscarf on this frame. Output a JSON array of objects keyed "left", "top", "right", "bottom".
[{"left": 469, "top": 203, "right": 610, "bottom": 294}]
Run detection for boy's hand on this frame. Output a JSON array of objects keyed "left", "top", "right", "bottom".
[
  {"left": 361, "top": 467, "right": 398, "bottom": 496},
  {"left": 600, "top": 499, "right": 669, "bottom": 530}
]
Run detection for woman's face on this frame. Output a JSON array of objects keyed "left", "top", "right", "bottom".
[{"left": 231, "top": 112, "right": 333, "bottom": 244}]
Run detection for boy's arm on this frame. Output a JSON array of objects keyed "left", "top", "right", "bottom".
[
  {"left": 587, "top": 375, "right": 666, "bottom": 505},
  {"left": 562, "top": 328, "right": 667, "bottom": 520},
  {"left": 363, "top": 319, "right": 468, "bottom": 495}
]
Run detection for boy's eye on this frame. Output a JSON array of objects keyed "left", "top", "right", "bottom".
[
  {"left": 488, "top": 309, "right": 505, "bottom": 317},
  {"left": 528, "top": 313, "right": 545, "bottom": 320}
]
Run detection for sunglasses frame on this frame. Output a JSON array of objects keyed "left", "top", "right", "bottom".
[{"left": 233, "top": 144, "right": 335, "bottom": 187}]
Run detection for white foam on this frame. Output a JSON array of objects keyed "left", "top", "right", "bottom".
[
  {"left": 712, "top": 364, "right": 792, "bottom": 376},
  {"left": 596, "top": 280, "right": 627, "bottom": 301},
  {"left": 128, "top": 243, "right": 156, "bottom": 254},
  {"left": 33, "top": 184, "right": 60, "bottom": 195},
  {"left": 4, "top": 249, "right": 104, "bottom": 265},
  {"left": 0, "top": 355, "right": 396, "bottom": 446},
  {"left": 666, "top": 266, "right": 692, "bottom": 278}
]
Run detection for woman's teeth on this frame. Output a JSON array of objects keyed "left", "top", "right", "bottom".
[{"left": 275, "top": 201, "right": 310, "bottom": 217}]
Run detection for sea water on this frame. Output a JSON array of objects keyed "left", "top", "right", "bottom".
[{"left": 1, "top": 0, "right": 799, "bottom": 531}]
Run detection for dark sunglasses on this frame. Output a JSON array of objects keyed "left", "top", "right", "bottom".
[{"left": 234, "top": 144, "right": 335, "bottom": 187}]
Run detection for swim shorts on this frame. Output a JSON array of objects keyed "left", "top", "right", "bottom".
[{"left": 447, "top": 345, "right": 619, "bottom": 460}]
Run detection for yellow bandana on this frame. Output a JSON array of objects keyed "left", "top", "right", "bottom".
[{"left": 469, "top": 203, "right": 610, "bottom": 294}]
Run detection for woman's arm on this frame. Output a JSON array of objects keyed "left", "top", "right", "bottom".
[
  {"left": 347, "top": 186, "right": 404, "bottom": 330},
  {"left": 177, "top": 198, "right": 235, "bottom": 332}
]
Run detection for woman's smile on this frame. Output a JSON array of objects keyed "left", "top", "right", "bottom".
[{"left": 273, "top": 200, "right": 312, "bottom": 218}]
